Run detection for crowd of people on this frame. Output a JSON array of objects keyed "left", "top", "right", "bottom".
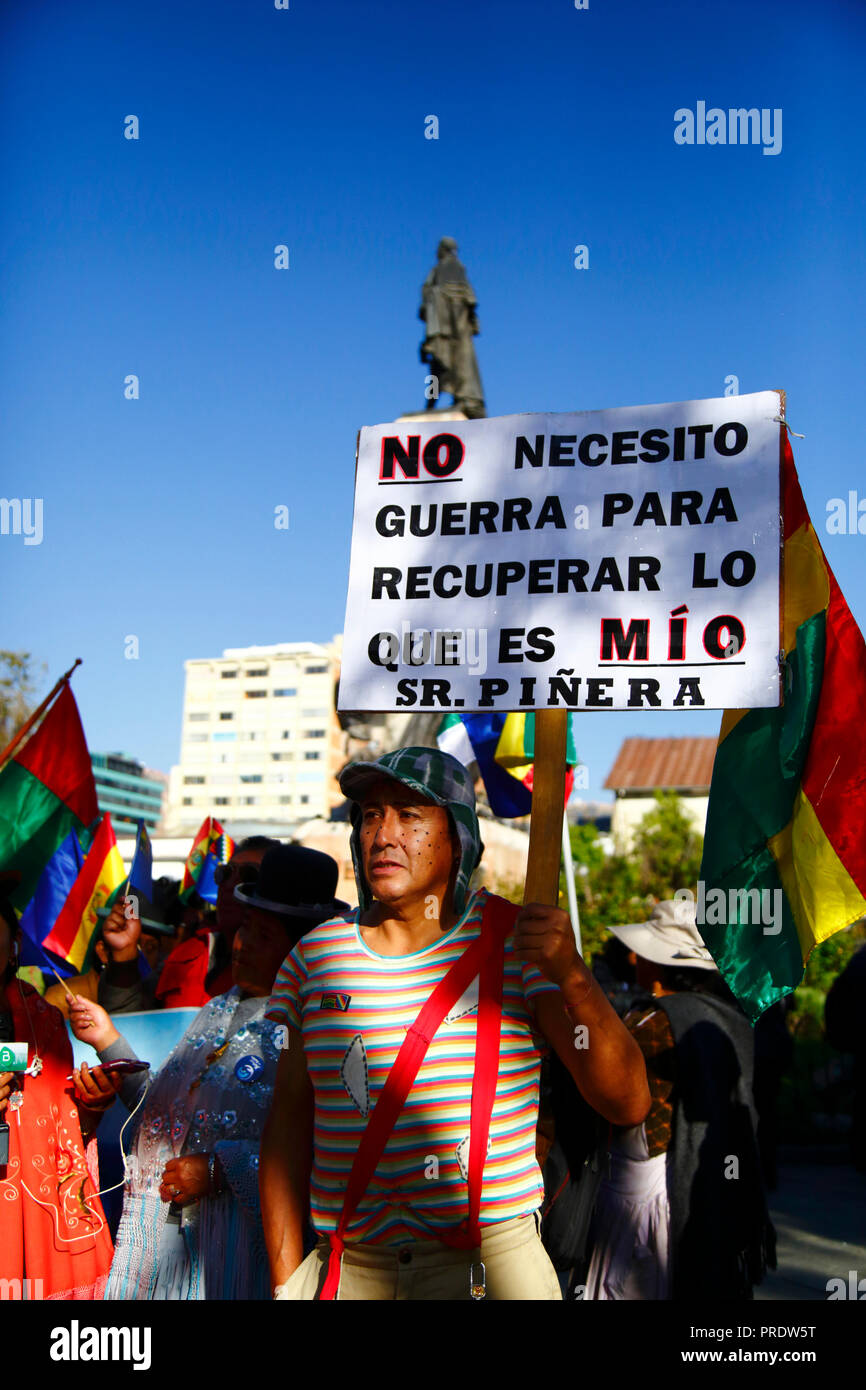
[{"left": 4, "top": 743, "right": 854, "bottom": 1301}]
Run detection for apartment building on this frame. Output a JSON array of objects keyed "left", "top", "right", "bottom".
[
  {"left": 91, "top": 752, "right": 166, "bottom": 833},
  {"left": 166, "top": 640, "right": 343, "bottom": 834}
]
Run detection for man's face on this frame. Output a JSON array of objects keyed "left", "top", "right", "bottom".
[
  {"left": 358, "top": 778, "right": 457, "bottom": 909},
  {"left": 140, "top": 930, "right": 162, "bottom": 973},
  {"left": 232, "top": 906, "right": 292, "bottom": 997},
  {"left": 216, "top": 848, "right": 266, "bottom": 936}
]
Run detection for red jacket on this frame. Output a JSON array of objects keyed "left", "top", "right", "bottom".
[{"left": 155, "top": 930, "right": 232, "bottom": 1008}]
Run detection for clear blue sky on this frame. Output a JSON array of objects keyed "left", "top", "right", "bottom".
[{"left": 2, "top": 0, "right": 864, "bottom": 801}]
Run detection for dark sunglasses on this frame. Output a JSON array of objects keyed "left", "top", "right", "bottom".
[{"left": 214, "top": 863, "right": 260, "bottom": 887}]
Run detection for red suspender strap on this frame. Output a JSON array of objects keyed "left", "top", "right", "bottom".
[
  {"left": 465, "top": 902, "right": 505, "bottom": 1247},
  {"left": 318, "top": 895, "right": 512, "bottom": 1300}
]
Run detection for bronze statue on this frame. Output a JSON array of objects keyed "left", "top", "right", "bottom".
[{"left": 419, "top": 238, "right": 486, "bottom": 418}]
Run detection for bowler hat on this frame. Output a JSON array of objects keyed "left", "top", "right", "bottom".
[{"left": 234, "top": 844, "right": 349, "bottom": 923}]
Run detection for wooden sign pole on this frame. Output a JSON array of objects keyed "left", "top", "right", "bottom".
[{"left": 523, "top": 709, "right": 568, "bottom": 906}]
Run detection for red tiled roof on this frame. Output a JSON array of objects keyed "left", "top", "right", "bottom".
[{"left": 603, "top": 736, "right": 718, "bottom": 792}]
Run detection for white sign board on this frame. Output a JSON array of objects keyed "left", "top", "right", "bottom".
[{"left": 339, "top": 392, "right": 782, "bottom": 713}]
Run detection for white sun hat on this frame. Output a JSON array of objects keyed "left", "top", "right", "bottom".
[{"left": 607, "top": 898, "right": 718, "bottom": 971}]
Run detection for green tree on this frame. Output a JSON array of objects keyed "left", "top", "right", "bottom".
[
  {"left": 559, "top": 794, "right": 704, "bottom": 964},
  {"left": 558, "top": 822, "right": 643, "bottom": 963},
  {"left": 0, "top": 651, "right": 44, "bottom": 748},
  {"left": 788, "top": 920, "right": 866, "bottom": 1038},
  {"left": 630, "top": 791, "right": 704, "bottom": 899}
]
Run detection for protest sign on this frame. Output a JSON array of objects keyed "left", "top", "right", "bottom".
[{"left": 339, "top": 391, "right": 782, "bottom": 713}]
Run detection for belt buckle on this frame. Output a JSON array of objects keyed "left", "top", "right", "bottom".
[{"left": 469, "top": 1261, "right": 486, "bottom": 1300}]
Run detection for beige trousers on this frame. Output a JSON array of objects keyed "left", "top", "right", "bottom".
[{"left": 275, "top": 1211, "right": 562, "bottom": 1301}]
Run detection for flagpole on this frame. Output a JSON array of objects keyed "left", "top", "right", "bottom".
[
  {"left": 34, "top": 940, "right": 76, "bottom": 992},
  {"left": 0, "top": 658, "right": 83, "bottom": 773},
  {"left": 561, "top": 809, "right": 582, "bottom": 954},
  {"left": 523, "top": 710, "right": 568, "bottom": 905}
]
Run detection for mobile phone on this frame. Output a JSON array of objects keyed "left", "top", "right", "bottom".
[{"left": 66, "top": 1058, "right": 151, "bottom": 1080}]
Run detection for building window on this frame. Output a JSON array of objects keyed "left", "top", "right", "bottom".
[
  {"left": 271, "top": 753, "right": 292, "bottom": 762},
  {"left": 245, "top": 668, "right": 268, "bottom": 677},
  {"left": 281, "top": 731, "right": 291, "bottom": 740},
  {"left": 215, "top": 797, "right": 230, "bottom": 806},
  {"left": 187, "top": 712, "right": 209, "bottom": 722},
  {"left": 278, "top": 796, "right": 292, "bottom": 804},
  {"left": 305, "top": 730, "right": 326, "bottom": 739},
  {"left": 221, "top": 670, "right": 238, "bottom": 679},
  {"left": 273, "top": 688, "right": 297, "bottom": 697},
  {"left": 299, "top": 794, "right": 310, "bottom": 804},
  {"left": 240, "top": 775, "right": 262, "bottom": 784},
  {"left": 304, "top": 665, "right": 328, "bottom": 674},
  {"left": 245, "top": 690, "right": 267, "bottom": 699},
  {"left": 182, "top": 797, "right": 193, "bottom": 805},
  {"left": 240, "top": 796, "right": 258, "bottom": 805},
  {"left": 240, "top": 731, "right": 263, "bottom": 742},
  {"left": 187, "top": 734, "right": 208, "bottom": 743},
  {"left": 219, "top": 712, "right": 234, "bottom": 721},
  {"left": 184, "top": 777, "right": 205, "bottom": 785},
  {"left": 303, "top": 751, "right": 322, "bottom": 761}
]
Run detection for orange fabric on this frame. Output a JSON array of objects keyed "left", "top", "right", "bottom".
[{"left": 1, "top": 982, "right": 113, "bottom": 1299}]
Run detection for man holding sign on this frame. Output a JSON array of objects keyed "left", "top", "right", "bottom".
[{"left": 260, "top": 746, "right": 649, "bottom": 1301}]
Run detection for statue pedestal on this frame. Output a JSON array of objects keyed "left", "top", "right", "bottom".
[{"left": 395, "top": 408, "right": 468, "bottom": 424}]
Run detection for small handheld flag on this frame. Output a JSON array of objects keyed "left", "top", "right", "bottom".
[
  {"left": 180, "top": 818, "right": 233, "bottom": 904},
  {"left": 128, "top": 820, "right": 154, "bottom": 903},
  {"left": 41, "top": 813, "right": 125, "bottom": 973}
]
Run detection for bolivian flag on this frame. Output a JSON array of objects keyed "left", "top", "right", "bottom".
[
  {"left": 42, "top": 813, "right": 126, "bottom": 972},
  {"left": 700, "top": 438, "right": 866, "bottom": 1021},
  {"left": 0, "top": 684, "right": 98, "bottom": 909}
]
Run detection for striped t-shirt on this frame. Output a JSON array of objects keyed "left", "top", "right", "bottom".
[{"left": 266, "top": 887, "right": 560, "bottom": 1246}]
